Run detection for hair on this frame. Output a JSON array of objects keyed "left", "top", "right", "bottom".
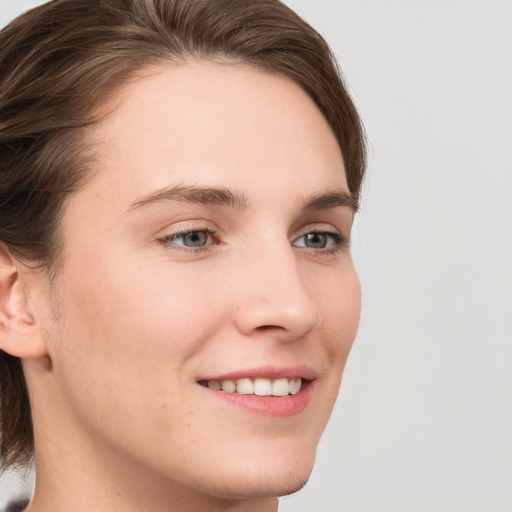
[{"left": 0, "top": 0, "right": 366, "bottom": 471}]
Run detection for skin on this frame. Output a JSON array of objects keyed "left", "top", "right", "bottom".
[{"left": 0, "top": 62, "right": 361, "bottom": 512}]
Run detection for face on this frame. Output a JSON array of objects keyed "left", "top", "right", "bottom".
[{"left": 32, "top": 62, "right": 360, "bottom": 503}]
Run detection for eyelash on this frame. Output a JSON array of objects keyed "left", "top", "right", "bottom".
[
  {"left": 294, "top": 230, "right": 348, "bottom": 255},
  {"left": 159, "top": 224, "right": 218, "bottom": 253},
  {"left": 158, "top": 225, "right": 348, "bottom": 255}
]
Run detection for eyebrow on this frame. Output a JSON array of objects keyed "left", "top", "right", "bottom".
[
  {"left": 128, "top": 185, "right": 248, "bottom": 211},
  {"left": 128, "top": 185, "right": 357, "bottom": 213},
  {"left": 302, "top": 190, "right": 358, "bottom": 213}
]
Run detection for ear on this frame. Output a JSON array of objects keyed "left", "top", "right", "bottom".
[{"left": 0, "top": 243, "right": 47, "bottom": 358}]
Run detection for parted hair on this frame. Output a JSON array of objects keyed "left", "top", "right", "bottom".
[{"left": 0, "top": 0, "right": 366, "bottom": 470}]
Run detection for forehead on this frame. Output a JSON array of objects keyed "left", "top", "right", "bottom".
[{"left": 82, "top": 61, "right": 348, "bottom": 207}]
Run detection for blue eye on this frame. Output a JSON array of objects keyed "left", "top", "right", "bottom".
[
  {"left": 168, "top": 230, "right": 212, "bottom": 248},
  {"left": 294, "top": 231, "right": 342, "bottom": 249}
]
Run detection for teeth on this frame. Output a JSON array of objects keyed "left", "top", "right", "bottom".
[
  {"left": 205, "top": 377, "right": 303, "bottom": 396},
  {"left": 221, "top": 380, "right": 236, "bottom": 393},
  {"left": 271, "top": 378, "right": 290, "bottom": 396},
  {"left": 236, "top": 378, "right": 254, "bottom": 395},
  {"left": 207, "top": 380, "right": 222, "bottom": 391},
  {"left": 253, "top": 378, "right": 272, "bottom": 396},
  {"left": 290, "top": 378, "right": 302, "bottom": 395}
]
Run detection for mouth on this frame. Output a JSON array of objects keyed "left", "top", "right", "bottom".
[
  {"left": 198, "top": 377, "right": 303, "bottom": 396},
  {"left": 196, "top": 368, "right": 315, "bottom": 418}
]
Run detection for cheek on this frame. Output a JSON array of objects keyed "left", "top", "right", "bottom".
[
  {"left": 50, "top": 255, "right": 226, "bottom": 405},
  {"left": 46, "top": 260, "right": 227, "bottom": 459},
  {"left": 301, "top": 266, "right": 360, "bottom": 427},
  {"left": 315, "top": 266, "right": 361, "bottom": 361},
  {"left": 59, "top": 253, "right": 216, "bottom": 339}
]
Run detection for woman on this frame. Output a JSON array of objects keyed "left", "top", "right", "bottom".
[{"left": 0, "top": 0, "right": 366, "bottom": 510}]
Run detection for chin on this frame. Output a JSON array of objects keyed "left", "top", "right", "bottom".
[
  {"left": 182, "top": 420, "right": 325, "bottom": 500},
  {"left": 206, "top": 474, "right": 313, "bottom": 502},
  {"left": 195, "top": 452, "right": 315, "bottom": 501}
]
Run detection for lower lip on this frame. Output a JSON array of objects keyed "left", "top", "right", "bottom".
[{"left": 200, "top": 381, "right": 313, "bottom": 418}]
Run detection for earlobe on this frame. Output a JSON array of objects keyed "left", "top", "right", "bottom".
[{"left": 0, "top": 243, "right": 48, "bottom": 359}]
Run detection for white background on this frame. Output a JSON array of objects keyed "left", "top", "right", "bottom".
[{"left": 1, "top": 1, "right": 511, "bottom": 511}]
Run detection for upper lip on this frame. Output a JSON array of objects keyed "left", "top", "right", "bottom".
[{"left": 197, "top": 365, "right": 317, "bottom": 382}]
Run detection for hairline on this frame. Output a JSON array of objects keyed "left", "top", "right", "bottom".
[{"left": 38, "top": 56, "right": 355, "bottom": 280}]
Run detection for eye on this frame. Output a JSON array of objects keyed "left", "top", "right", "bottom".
[
  {"left": 293, "top": 231, "right": 343, "bottom": 250},
  {"left": 174, "top": 231, "right": 209, "bottom": 247},
  {"left": 161, "top": 228, "right": 215, "bottom": 249}
]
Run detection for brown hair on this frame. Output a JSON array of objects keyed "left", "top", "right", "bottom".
[{"left": 0, "top": 0, "right": 366, "bottom": 470}]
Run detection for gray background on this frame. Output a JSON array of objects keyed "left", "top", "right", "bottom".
[{"left": 1, "top": 1, "right": 511, "bottom": 511}]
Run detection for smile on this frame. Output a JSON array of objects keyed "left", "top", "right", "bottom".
[{"left": 199, "top": 377, "right": 302, "bottom": 396}]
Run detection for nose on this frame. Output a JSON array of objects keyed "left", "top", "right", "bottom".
[{"left": 231, "top": 240, "right": 321, "bottom": 342}]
